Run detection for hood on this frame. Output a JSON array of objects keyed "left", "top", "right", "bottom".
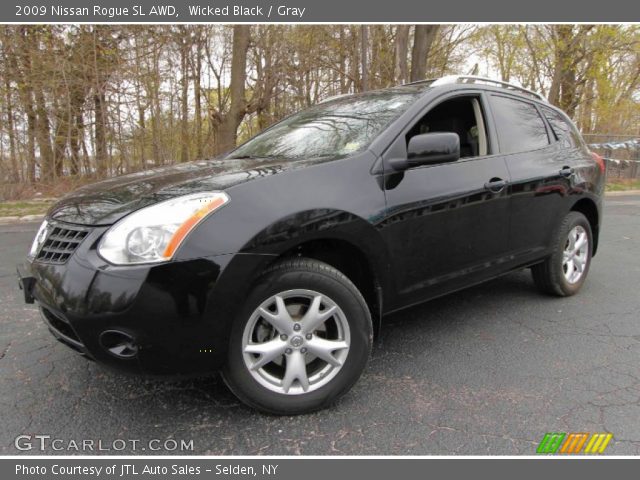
[{"left": 48, "top": 157, "right": 312, "bottom": 226}]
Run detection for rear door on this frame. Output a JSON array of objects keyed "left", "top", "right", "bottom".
[
  {"left": 379, "top": 92, "right": 512, "bottom": 307},
  {"left": 488, "top": 94, "right": 573, "bottom": 263}
]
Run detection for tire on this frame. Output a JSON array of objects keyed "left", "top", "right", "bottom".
[
  {"left": 222, "top": 258, "right": 373, "bottom": 415},
  {"left": 531, "top": 211, "right": 593, "bottom": 296}
]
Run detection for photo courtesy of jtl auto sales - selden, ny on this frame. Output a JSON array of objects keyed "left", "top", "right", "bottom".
[{"left": 1, "top": 0, "right": 639, "bottom": 478}]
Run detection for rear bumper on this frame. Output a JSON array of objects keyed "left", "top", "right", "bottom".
[{"left": 17, "top": 248, "right": 275, "bottom": 376}]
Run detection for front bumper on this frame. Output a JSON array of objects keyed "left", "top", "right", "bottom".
[
  {"left": 17, "top": 225, "right": 275, "bottom": 376},
  {"left": 19, "top": 263, "right": 90, "bottom": 357},
  {"left": 17, "top": 263, "right": 35, "bottom": 304}
]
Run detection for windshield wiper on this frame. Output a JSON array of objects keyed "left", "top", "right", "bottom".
[{"left": 227, "top": 155, "right": 278, "bottom": 160}]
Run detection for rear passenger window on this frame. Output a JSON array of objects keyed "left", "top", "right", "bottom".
[
  {"left": 541, "top": 106, "right": 581, "bottom": 148},
  {"left": 490, "top": 95, "right": 549, "bottom": 154}
]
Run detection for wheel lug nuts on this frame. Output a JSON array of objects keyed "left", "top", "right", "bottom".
[
  {"left": 280, "top": 334, "right": 287, "bottom": 341},
  {"left": 285, "top": 348, "right": 292, "bottom": 354},
  {"left": 305, "top": 334, "right": 312, "bottom": 340},
  {"left": 301, "top": 347, "right": 307, "bottom": 354},
  {"left": 293, "top": 323, "right": 301, "bottom": 331}
]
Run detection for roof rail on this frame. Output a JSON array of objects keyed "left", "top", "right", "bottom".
[{"left": 430, "top": 75, "right": 546, "bottom": 101}]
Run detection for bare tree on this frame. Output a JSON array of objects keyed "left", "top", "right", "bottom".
[
  {"left": 410, "top": 25, "right": 440, "bottom": 82},
  {"left": 395, "top": 25, "right": 410, "bottom": 84},
  {"left": 360, "top": 26, "right": 369, "bottom": 91},
  {"left": 0, "top": 24, "right": 638, "bottom": 191},
  {"left": 215, "top": 25, "right": 251, "bottom": 155}
]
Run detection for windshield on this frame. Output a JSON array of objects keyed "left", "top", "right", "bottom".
[{"left": 227, "top": 88, "right": 424, "bottom": 160}]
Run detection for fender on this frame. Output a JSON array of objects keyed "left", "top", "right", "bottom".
[
  {"left": 240, "top": 208, "right": 393, "bottom": 295},
  {"left": 567, "top": 193, "right": 602, "bottom": 256},
  {"left": 192, "top": 209, "right": 393, "bottom": 352}
]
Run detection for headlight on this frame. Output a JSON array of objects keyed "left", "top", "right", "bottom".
[
  {"left": 28, "top": 219, "right": 50, "bottom": 259},
  {"left": 98, "top": 192, "right": 229, "bottom": 265}
]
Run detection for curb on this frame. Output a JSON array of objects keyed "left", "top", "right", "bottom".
[
  {"left": 0, "top": 214, "right": 45, "bottom": 225},
  {"left": 605, "top": 189, "right": 640, "bottom": 196}
]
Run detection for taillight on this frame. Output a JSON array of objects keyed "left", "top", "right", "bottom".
[{"left": 591, "top": 152, "right": 605, "bottom": 174}]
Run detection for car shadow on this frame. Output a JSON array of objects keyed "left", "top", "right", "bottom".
[
  {"left": 6, "top": 268, "right": 559, "bottom": 456},
  {"left": 90, "top": 269, "right": 545, "bottom": 408}
]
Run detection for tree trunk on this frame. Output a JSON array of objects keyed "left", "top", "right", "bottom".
[
  {"left": 34, "top": 83, "right": 54, "bottom": 181},
  {"left": 21, "top": 28, "right": 54, "bottom": 181},
  {"left": 216, "top": 25, "right": 250, "bottom": 155},
  {"left": 179, "top": 31, "right": 190, "bottom": 163},
  {"left": 2, "top": 50, "right": 19, "bottom": 182},
  {"left": 193, "top": 36, "right": 203, "bottom": 159},
  {"left": 52, "top": 103, "right": 69, "bottom": 178},
  {"left": 360, "top": 25, "right": 369, "bottom": 92},
  {"left": 69, "top": 109, "right": 82, "bottom": 176},
  {"left": 395, "top": 25, "right": 410, "bottom": 84},
  {"left": 10, "top": 28, "right": 37, "bottom": 183},
  {"left": 150, "top": 49, "right": 162, "bottom": 165},
  {"left": 94, "top": 92, "right": 107, "bottom": 177},
  {"left": 410, "top": 25, "right": 440, "bottom": 82},
  {"left": 339, "top": 26, "right": 348, "bottom": 94},
  {"left": 92, "top": 27, "right": 110, "bottom": 177},
  {"left": 548, "top": 25, "right": 589, "bottom": 115},
  {"left": 579, "top": 77, "right": 594, "bottom": 133}
]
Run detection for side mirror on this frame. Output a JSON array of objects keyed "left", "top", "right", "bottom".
[{"left": 390, "top": 132, "right": 460, "bottom": 171}]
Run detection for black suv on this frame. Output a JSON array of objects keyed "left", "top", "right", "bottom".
[{"left": 18, "top": 76, "right": 605, "bottom": 414}]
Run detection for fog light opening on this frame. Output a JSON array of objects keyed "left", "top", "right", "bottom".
[{"left": 99, "top": 330, "right": 139, "bottom": 359}]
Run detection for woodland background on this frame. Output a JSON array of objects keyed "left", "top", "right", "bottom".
[{"left": 0, "top": 24, "right": 639, "bottom": 202}]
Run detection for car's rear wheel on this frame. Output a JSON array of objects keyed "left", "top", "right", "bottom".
[
  {"left": 222, "top": 258, "right": 372, "bottom": 414},
  {"left": 531, "top": 211, "right": 593, "bottom": 296}
]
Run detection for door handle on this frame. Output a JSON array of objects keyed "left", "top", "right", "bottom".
[
  {"left": 484, "top": 177, "right": 507, "bottom": 193},
  {"left": 559, "top": 166, "right": 575, "bottom": 177}
]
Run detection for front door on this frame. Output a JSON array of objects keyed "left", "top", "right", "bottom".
[{"left": 378, "top": 94, "right": 512, "bottom": 307}]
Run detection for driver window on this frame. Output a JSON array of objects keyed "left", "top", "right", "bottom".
[{"left": 406, "top": 96, "right": 488, "bottom": 158}]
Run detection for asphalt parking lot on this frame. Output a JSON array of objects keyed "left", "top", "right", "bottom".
[{"left": 1, "top": 195, "right": 639, "bottom": 455}]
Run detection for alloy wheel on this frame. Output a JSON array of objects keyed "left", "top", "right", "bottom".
[
  {"left": 562, "top": 225, "right": 589, "bottom": 284},
  {"left": 241, "top": 289, "right": 350, "bottom": 395}
]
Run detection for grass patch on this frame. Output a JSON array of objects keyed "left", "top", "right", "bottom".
[
  {"left": 0, "top": 199, "right": 54, "bottom": 218},
  {"left": 606, "top": 178, "right": 640, "bottom": 192}
]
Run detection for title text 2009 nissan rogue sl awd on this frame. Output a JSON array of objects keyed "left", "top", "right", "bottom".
[{"left": 18, "top": 76, "right": 605, "bottom": 414}]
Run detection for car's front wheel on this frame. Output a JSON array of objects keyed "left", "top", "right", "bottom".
[
  {"left": 532, "top": 211, "right": 593, "bottom": 296},
  {"left": 222, "top": 258, "right": 372, "bottom": 414}
]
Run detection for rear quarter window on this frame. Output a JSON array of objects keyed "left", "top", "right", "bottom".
[
  {"left": 490, "top": 95, "right": 550, "bottom": 154},
  {"left": 541, "top": 106, "right": 582, "bottom": 148}
]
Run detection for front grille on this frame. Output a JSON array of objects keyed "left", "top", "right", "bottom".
[{"left": 36, "top": 224, "right": 89, "bottom": 264}]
